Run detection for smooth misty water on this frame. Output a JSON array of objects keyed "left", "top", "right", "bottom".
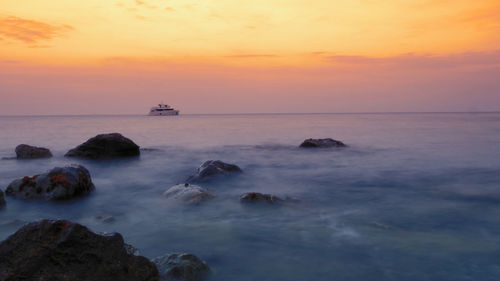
[{"left": 1, "top": 113, "right": 500, "bottom": 281}]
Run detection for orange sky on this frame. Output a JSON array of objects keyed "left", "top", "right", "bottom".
[{"left": 1, "top": 0, "right": 499, "bottom": 114}]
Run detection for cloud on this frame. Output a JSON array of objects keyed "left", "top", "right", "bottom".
[
  {"left": 134, "top": 0, "right": 157, "bottom": 10},
  {"left": 224, "top": 54, "right": 279, "bottom": 58},
  {"left": 324, "top": 50, "right": 500, "bottom": 69},
  {"left": 0, "top": 16, "right": 73, "bottom": 46}
]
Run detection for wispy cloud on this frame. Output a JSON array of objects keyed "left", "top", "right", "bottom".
[
  {"left": 0, "top": 16, "right": 73, "bottom": 46},
  {"left": 134, "top": 0, "right": 158, "bottom": 10},
  {"left": 224, "top": 54, "right": 279, "bottom": 58},
  {"left": 324, "top": 51, "right": 500, "bottom": 69}
]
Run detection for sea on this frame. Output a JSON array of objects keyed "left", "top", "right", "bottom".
[{"left": 1, "top": 113, "right": 500, "bottom": 281}]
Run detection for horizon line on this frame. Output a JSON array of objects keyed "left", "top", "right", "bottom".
[{"left": 1, "top": 111, "right": 500, "bottom": 117}]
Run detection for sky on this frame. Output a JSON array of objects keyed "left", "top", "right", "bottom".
[{"left": 1, "top": 0, "right": 499, "bottom": 114}]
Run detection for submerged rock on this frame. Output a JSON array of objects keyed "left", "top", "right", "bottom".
[
  {"left": 5, "top": 165, "right": 95, "bottom": 201},
  {"left": 65, "top": 133, "right": 140, "bottom": 159},
  {"left": 1, "top": 157, "right": 16, "bottom": 160},
  {"left": 95, "top": 215, "right": 117, "bottom": 224},
  {"left": 0, "top": 219, "right": 159, "bottom": 281},
  {"left": 299, "top": 138, "right": 347, "bottom": 148},
  {"left": 188, "top": 160, "right": 242, "bottom": 182},
  {"left": 0, "top": 190, "right": 5, "bottom": 207},
  {"left": 163, "top": 183, "right": 214, "bottom": 205},
  {"left": 153, "top": 253, "right": 210, "bottom": 281},
  {"left": 15, "top": 144, "right": 52, "bottom": 159},
  {"left": 240, "top": 192, "right": 285, "bottom": 204}
]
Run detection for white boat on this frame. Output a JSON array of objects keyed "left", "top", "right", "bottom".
[{"left": 148, "top": 103, "right": 179, "bottom": 116}]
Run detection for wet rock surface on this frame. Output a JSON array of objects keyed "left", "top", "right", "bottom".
[
  {"left": 299, "top": 138, "right": 347, "bottom": 148},
  {"left": 5, "top": 165, "right": 95, "bottom": 201},
  {"left": 240, "top": 192, "right": 285, "bottom": 204},
  {"left": 65, "top": 133, "right": 140, "bottom": 159},
  {"left": 0, "top": 219, "right": 159, "bottom": 281},
  {"left": 0, "top": 190, "right": 5, "bottom": 207},
  {"left": 188, "top": 160, "right": 242, "bottom": 182},
  {"left": 153, "top": 253, "right": 210, "bottom": 281},
  {"left": 163, "top": 183, "right": 214, "bottom": 205},
  {"left": 15, "top": 144, "right": 52, "bottom": 159}
]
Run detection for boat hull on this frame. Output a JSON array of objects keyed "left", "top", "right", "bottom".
[{"left": 148, "top": 110, "right": 179, "bottom": 116}]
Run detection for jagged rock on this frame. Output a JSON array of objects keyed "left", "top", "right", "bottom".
[
  {"left": 240, "top": 192, "right": 285, "bottom": 204},
  {"left": 153, "top": 253, "right": 210, "bottom": 281},
  {"left": 299, "top": 138, "right": 347, "bottom": 148},
  {"left": 0, "top": 190, "right": 5, "bottom": 208},
  {"left": 163, "top": 183, "right": 214, "bottom": 205},
  {"left": 65, "top": 133, "right": 140, "bottom": 159},
  {"left": 5, "top": 165, "right": 94, "bottom": 201},
  {"left": 187, "top": 160, "right": 242, "bottom": 182},
  {"left": 15, "top": 144, "right": 52, "bottom": 159},
  {"left": 0, "top": 219, "right": 159, "bottom": 281}
]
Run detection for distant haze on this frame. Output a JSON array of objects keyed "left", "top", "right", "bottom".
[{"left": 1, "top": 0, "right": 499, "bottom": 114}]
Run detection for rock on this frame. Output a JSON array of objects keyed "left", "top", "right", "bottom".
[
  {"left": 163, "top": 183, "right": 214, "bottom": 205},
  {"left": 0, "top": 190, "right": 5, "bottom": 208},
  {"left": 188, "top": 160, "right": 242, "bottom": 182},
  {"left": 5, "top": 165, "right": 95, "bottom": 201},
  {"left": 299, "top": 138, "right": 347, "bottom": 148},
  {"left": 153, "top": 253, "right": 210, "bottom": 281},
  {"left": 1, "top": 157, "right": 16, "bottom": 160},
  {"left": 15, "top": 144, "right": 52, "bottom": 159},
  {"left": 0, "top": 219, "right": 159, "bottom": 281},
  {"left": 240, "top": 192, "right": 285, "bottom": 204},
  {"left": 65, "top": 133, "right": 140, "bottom": 159}
]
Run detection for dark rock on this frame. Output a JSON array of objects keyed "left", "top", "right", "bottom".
[
  {"left": 163, "top": 183, "right": 214, "bottom": 205},
  {"left": 153, "top": 253, "right": 210, "bottom": 281},
  {"left": 65, "top": 133, "right": 140, "bottom": 159},
  {"left": 299, "top": 138, "right": 347, "bottom": 148},
  {"left": 240, "top": 192, "right": 285, "bottom": 204},
  {"left": 0, "top": 190, "right": 5, "bottom": 208},
  {"left": 15, "top": 144, "right": 52, "bottom": 159},
  {"left": 0, "top": 219, "right": 159, "bottom": 281},
  {"left": 5, "top": 165, "right": 95, "bottom": 201},
  {"left": 188, "top": 160, "right": 242, "bottom": 182}
]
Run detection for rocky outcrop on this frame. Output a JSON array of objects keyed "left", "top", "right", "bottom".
[
  {"left": 0, "top": 190, "right": 5, "bottom": 208},
  {"left": 187, "top": 160, "right": 242, "bottom": 182},
  {"left": 240, "top": 192, "right": 285, "bottom": 204},
  {"left": 0, "top": 219, "right": 159, "bottom": 281},
  {"left": 15, "top": 144, "right": 52, "bottom": 159},
  {"left": 299, "top": 138, "right": 346, "bottom": 148},
  {"left": 65, "top": 133, "right": 140, "bottom": 159},
  {"left": 5, "top": 165, "right": 95, "bottom": 201},
  {"left": 153, "top": 253, "right": 210, "bottom": 281},
  {"left": 163, "top": 183, "right": 214, "bottom": 205}
]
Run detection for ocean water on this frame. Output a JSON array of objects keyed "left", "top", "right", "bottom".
[{"left": 1, "top": 113, "right": 500, "bottom": 281}]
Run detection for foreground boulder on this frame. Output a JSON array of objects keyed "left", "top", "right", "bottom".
[
  {"left": 65, "top": 133, "right": 140, "bottom": 159},
  {"left": 163, "top": 183, "right": 214, "bottom": 205},
  {"left": 5, "top": 165, "right": 94, "bottom": 200},
  {"left": 15, "top": 144, "right": 52, "bottom": 159},
  {"left": 0, "top": 190, "right": 5, "bottom": 207},
  {"left": 0, "top": 219, "right": 159, "bottom": 281},
  {"left": 299, "top": 138, "right": 346, "bottom": 148},
  {"left": 240, "top": 192, "right": 285, "bottom": 204},
  {"left": 188, "top": 160, "right": 242, "bottom": 182},
  {"left": 153, "top": 253, "right": 210, "bottom": 281}
]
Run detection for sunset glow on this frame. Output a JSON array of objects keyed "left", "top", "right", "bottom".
[{"left": 1, "top": 0, "right": 500, "bottom": 114}]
